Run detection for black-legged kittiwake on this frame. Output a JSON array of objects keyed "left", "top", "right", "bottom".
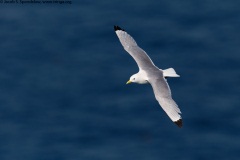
[{"left": 114, "top": 25, "right": 182, "bottom": 128}]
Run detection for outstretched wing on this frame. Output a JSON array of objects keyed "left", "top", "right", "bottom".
[
  {"left": 114, "top": 25, "right": 155, "bottom": 70},
  {"left": 149, "top": 77, "right": 182, "bottom": 127}
]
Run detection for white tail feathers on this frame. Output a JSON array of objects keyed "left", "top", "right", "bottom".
[{"left": 163, "top": 68, "right": 180, "bottom": 78}]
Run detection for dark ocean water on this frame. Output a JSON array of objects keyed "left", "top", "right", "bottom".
[{"left": 0, "top": 1, "right": 240, "bottom": 160}]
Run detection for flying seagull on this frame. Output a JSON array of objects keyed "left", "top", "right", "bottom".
[{"left": 114, "top": 25, "right": 182, "bottom": 128}]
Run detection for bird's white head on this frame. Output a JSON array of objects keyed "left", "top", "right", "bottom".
[{"left": 126, "top": 72, "right": 148, "bottom": 84}]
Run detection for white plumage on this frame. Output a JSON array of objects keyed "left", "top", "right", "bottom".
[{"left": 114, "top": 25, "right": 182, "bottom": 127}]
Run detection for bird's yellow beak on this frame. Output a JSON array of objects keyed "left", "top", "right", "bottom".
[{"left": 126, "top": 80, "right": 132, "bottom": 84}]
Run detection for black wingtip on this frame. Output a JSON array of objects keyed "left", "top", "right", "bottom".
[
  {"left": 174, "top": 119, "right": 183, "bottom": 128},
  {"left": 114, "top": 25, "right": 125, "bottom": 31}
]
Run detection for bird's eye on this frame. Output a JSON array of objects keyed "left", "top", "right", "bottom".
[{"left": 133, "top": 78, "right": 135, "bottom": 80}]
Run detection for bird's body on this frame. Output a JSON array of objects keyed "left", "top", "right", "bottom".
[{"left": 114, "top": 25, "right": 182, "bottom": 128}]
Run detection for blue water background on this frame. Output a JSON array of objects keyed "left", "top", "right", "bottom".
[{"left": 0, "top": 1, "right": 240, "bottom": 159}]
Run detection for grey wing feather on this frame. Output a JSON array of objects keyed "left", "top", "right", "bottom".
[
  {"left": 149, "top": 77, "right": 182, "bottom": 126},
  {"left": 114, "top": 26, "right": 155, "bottom": 70}
]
